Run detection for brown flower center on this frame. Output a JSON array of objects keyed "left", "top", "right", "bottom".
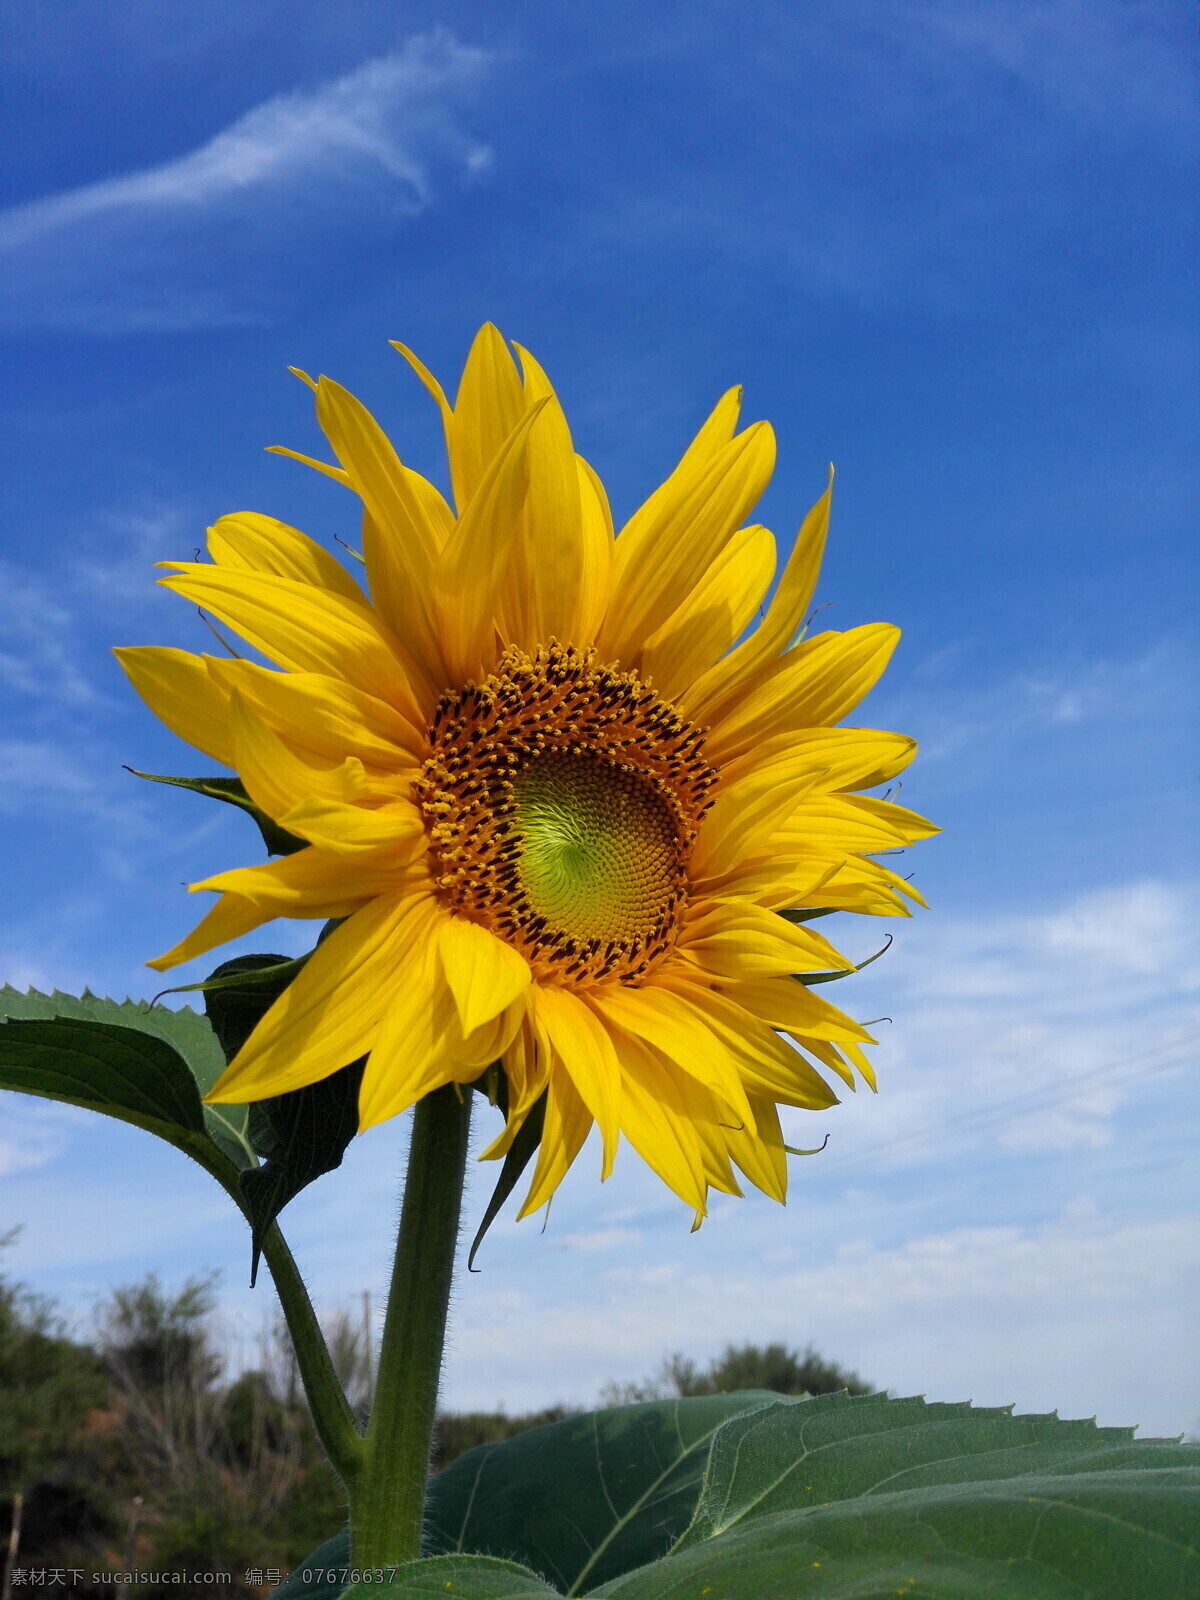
[{"left": 416, "top": 642, "right": 717, "bottom": 984}]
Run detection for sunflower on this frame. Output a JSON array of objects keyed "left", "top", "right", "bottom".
[{"left": 115, "top": 325, "right": 936, "bottom": 1225}]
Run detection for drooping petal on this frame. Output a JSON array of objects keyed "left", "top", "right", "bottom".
[
  {"left": 358, "top": 898, "right": 467, "bottom": 1129},
  {"left": 723, "top": 1094, "right": 788, "bottom": 1202},
  {"left": 536, "top": 986, "right": 622, "bottom": 1180},
  {"left": 113, "top": 647, "right": 235, "bottom": 767},
  {"left": 709, "top": 974, "right": 878, "bottom": 1045},
  {"left": 438, "top": 914, "right": 533, "bottom": 1035},
  {"left": 663, "top": 977, "right": 841, "bottom": 1110},
  {"left": 516, "top": 1065, "right": 594, "bottom": 1217},
  {"left": 205, "top": 886, "right": 435, "bottom": 1103},
  {"left": 589, "top": 984, "right": 755, "bottom": 1133},
  {"left": 606, "top": 1027, "right": 709, "bottom": 1213},
  {"left": 147, "top": 892, "right": 276, "bottom": 973}
]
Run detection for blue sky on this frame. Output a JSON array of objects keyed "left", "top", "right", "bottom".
[{"left": 1, "top": 1, "right": 1197, "bottom": 1440}]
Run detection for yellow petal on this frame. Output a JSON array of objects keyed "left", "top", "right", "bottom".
[
  {"left": 517, "top": 1066, "right": 593, "bottom": 1217},
  {"left": 205, "top": 658, "right": 425, "bottom": 775},
  {"left": 154, "top": 563, "right": 426, "bottom": 728},
  {"left": 608, "top": 1027, "right": 709, "bottom": 1212},
  {"left": 432, "top": 399, "right": 549, "bottom": 683},
  {"left": 718, "top": 727, "right": 918, "bottom": 795},
  {"left": 264, "top": 444, "right": 353, "bottom": 488},
  {"left": 598, "top": 421, "right": 776, "bottom": 667},
  {"left": 610, "top": 385, "right": 743, "bottom": 570},
  {"left": 390, "top": 337, "right": 459, "bottom": 504},
  {"left": 314, "top": 378, "right": 449, "bottom": 700},
  {"left": 205, "top": 887, "right": 433, "bottom": 1103},
  {"left": 449, "top": 323, "right": 527, "bottom": 514},
  {"left": 639, "top": 525, "right": 776, "bottom": 702},
  {"left": 688, "top": 762, "right": 829, "bottom": 882},
  {"left": 227, "top": 688, "right": 369, "bottom": 823},
  {"left": 664, "top": 978, "right": 840, "bottom": 1110},
  {"left": 675, "top": 902, "right": 852, "bottom": 982},
  {"left": 712, "top": 974, "right": 877, "bottom": 1045},
  {"left": 497, "top": 343, "right": 585, "bottom": 652},
  {"left": 276, "top": 795, "right": 424, "bottom": 860},
  {"left": 697, "top": 623, "right": 901, "bottom": 762},
  {"left": 113, "top": 646, "right": 235, "bottom": 767},
  {"left": 147, "top": 892, "right": 274, "bottom": 973},
  {"left": 193, "top": 850, "right": 416, "bottom": 912},
  {"left": 358, "top": 900, "right": 466, "bottom": 1128},
  {"left": 685, "top": 472, "right": 832, "bottom": 717},
  {"left": 206, "top": 512, "right": 369, "bottom": 606},
  {"left": 535, "top": 987, "right": 622, "bottom": 1180},
  {"left": 773, "top": 795, "right": 927, "bottom": 853},
  {"left": 438, "top": 915, "right": 532, "bottom": 1035},
  {"left": 589, "top": 984, "right": 755, "bottom": 1133},
  {"left": 574, "top": 456, "right": 615, "bottom": 646},
  {"left": 723, "top": 1094, "right": 788, "bottom": 1202}
]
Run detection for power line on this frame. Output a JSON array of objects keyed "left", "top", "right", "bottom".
[{"left": 795, "top": 1029, "right": 1200, "bottom": 1181}]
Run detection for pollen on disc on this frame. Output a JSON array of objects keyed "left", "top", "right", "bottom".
[{"left": 416, "top": 642, "right": 718, "bottom": 985}]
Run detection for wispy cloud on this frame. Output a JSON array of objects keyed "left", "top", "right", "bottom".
[{"left": 0, "top": 30, "right": 494, "bottom": 333}]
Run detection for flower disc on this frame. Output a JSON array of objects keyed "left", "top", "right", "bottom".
[{"left": 417, "top": 642, "right": 718, "bottom": 983}]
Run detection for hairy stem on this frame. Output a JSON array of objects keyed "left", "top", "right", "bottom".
[{"left": 350, "top": 1084, "right": 473, "bottom": 1566}]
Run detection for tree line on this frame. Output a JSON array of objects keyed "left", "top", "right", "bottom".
[{"left": 1, "top": 1242, "right": 870, "bottom": 1598}]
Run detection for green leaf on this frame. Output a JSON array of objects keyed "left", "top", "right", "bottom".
[
  {"left": 123, "top": 766, "right": 308, "bottom": 856},
  {"left": 239, "top": 1060, "right": 365, "bottom": 1287},
  {"left": 593, "top": 1393, "right": 1200, "bottom": 1598},
  {"left": 467, "top": 1087, "right": 547, "bottom": 1272},
  {"left": 275, "top": 1394, "right": 778, "bottom": 1597},
  {"left": 194, "top": 951, "right": 366, "bottom": 1285},
  {"left": 0, "top": 985, "right": 248, "bottom": 1205},
  {"left": 344, "top": 1556, "right": 561, "bottom": 1598}
]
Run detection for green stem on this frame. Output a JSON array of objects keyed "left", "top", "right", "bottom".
[
  {"left": 260, "top": 1220, "right": 366, "bottom": 1490},
  {"left": 350, "top": 1084, "right": 473, "bottom": 1567}
]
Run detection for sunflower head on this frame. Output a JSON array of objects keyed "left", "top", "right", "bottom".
[{"left": 116, "top": 323, "right": 937, "bottom": 1225}]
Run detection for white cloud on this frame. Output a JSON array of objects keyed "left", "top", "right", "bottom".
[
  {"left": 440, "top": 1201, "right": 1200, "bottom": 1436},
  {"left": 813, "top": 876, "right": 1200, "bottom": 1171},
  {"left": 0, "top": 31, "right": 494, "bottom": 333}
]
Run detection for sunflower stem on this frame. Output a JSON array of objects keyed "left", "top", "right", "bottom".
[{"left": 350, "top": 1083, "right": 473, "bottom": 1567}]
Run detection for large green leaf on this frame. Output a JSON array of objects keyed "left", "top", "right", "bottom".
[
  {"left": 343, "top": 1557, "right": 559, "bottom": 1599},
  {"left": 276, "top": 1393, "right": 1200, "bottom": 1599},
  {"left": 273, "top": 1394, "right": 778, "bottom": 1598},
  {"left": 0, "top": 984, "right": 250, "bottom": 1203},
  {"left": 594, "top": 1393, "right": 1200, "bottom": 1598}
]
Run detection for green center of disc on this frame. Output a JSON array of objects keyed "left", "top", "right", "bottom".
[{"left": 509, "top": 751, "right": 680, "bottom": 945}]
